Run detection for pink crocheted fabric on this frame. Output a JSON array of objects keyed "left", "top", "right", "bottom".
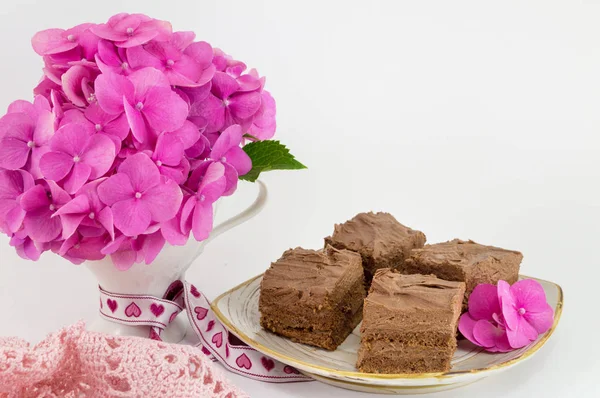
[{"left": 0, "top": 322, "right": 248, "bottom": 398}]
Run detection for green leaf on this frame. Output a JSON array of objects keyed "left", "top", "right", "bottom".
[{"left": 239, "top": 140, "right": 307, "bottom": 182}]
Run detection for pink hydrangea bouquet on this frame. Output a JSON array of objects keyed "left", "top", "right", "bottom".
[{"left": 0, "top": 13, "right": 304, "bottom": 269}]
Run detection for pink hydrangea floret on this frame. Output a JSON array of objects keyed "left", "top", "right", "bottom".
[{"left": 459, "top": 279, "right": 554, "bottom": 352}]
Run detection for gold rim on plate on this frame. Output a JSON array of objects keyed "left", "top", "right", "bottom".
[{"left": 211, "top": 273, "right": 563, "bottom": 381}]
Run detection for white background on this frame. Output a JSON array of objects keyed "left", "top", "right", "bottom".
[{"left": 0, "top": 1, "right": 598, "bottom": 397}]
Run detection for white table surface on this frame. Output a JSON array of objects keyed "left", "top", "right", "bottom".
[{"left": 0, "top": 1, "right": 598, "bottom": 397}]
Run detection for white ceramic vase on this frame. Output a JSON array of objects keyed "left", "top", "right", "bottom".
[{"left": 85, "top": 181, "right": 268, "bottom": 343}]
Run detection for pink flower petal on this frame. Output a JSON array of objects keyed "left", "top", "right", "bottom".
[
  {"left": 498, "top": 280, "right": 518, "bottom": 331},
  {"left": 211, "top": 72, "right": 239, "bottom": 99},
  {"left": 154, "top": 133, "right": 184, "bottom": 165},
  {"left": 51, "top": 123, "right": 93, "bottom": 155},
  {"left": 524, "top": 306, "right": 554, "bottom": 335},
  {"left": 40, "top": 152, "right": 74, "bottom": 181},
  {"left": 180, "top": 195, "right": 196, "bottom": 234},
  {"left": 112, "top": 198, "right": 152, "bottom": 236},
  {"left": 128, "top": 67, "right": 170, "bottom": 98},
  {"left": 142, "top": 87, "right": 188, "bottom": 132},
  {"left": 473, "top": 320, "right": 506, "bottom": 348},
  {"left": 510, "top": 279, "right": 551, "bottom": 313},
  {"left": 81, "top": 133, "right": 116, "bottom": 178},
  {"left": 97, "top": 206, "right": 115, "bottom": 240},
  {"left": 97, "top": 174, "right": 134, "bottom": 205},
  {"left": 60, "top": 213, "right": 87, "bottom": 239},
  {"left": 53, "top": 194, "right": 90, "bottom": 217},
  {"left": 142, "top": 231, "right": 165, "bottom": 264},
  {"left": 123, "top": 98, "right": 149, "bottom": 143},
  {"left": 0, "top": 112, "right": 35, "bottom": 141},
  {"left": 24, "top": 208, "right": 62, "bottom": 242},
  {"left": 95, "top": 72, "right": 134, "bottom": 114},
  {"left": 31, "top": 28, "right": 78, "bottom": 55},
  {"left": 224, "top": 146, "right": 252, "bottom": 176},
  {"left": 199, "top": 162, "right": 227, "bottom": 203},
  {"left": 192, "top": 202, "right": 213, "bottom": 241},
  {"left": 211, "top": 124, "right": 242, "bottom": 160},
  {"left": 2, "top": 206, "right": 26, "bottom": 234},
  {"left": 142, "top": 177, "right": 183, "bottom": 222},
  {"left": 222, "top": 162, "right": 239, "bottom": 196},
  {"left": 117, "top": 153, "right": 160, "bottom": 193},
  {"left": 458, "top": 313, "right": 479, "bottom": 346},
  {"left": 20, "top": 185, "right": 49, "bottom": 212},
  {"left": 161, "top": 215, "right": 189, "bottom": 246},
  {"left": 229, "top": 91, "right": 262, "bottom": 120},
  {"left": 61, "top": 65, "right": 94, "bottom": 108},
  {"left": 111, "top": 249, "right": 137, "bottom": 270},
  {"left": 193, "top": 93, "right": 225, "bottom": 133},
  {"left": 0, "top": 169, "right": 34, "bottom": 199},
  {"left": 126, "top": 45, "right": 163, "bottom": 70},
  {"left": 62, "top": 162, "right": 92, "bottom": 194},
  {"left": 167, "top": 120, "right": 201, "bottom": 149},
  {"left": 0, "top": 138, "right": 30, "bottom": 170},
  {"left": 467, "top": 283, "right": 501, "bottom": 321},
  {"left": 505, "top": 316, "right": 539, "bottom": 349}
]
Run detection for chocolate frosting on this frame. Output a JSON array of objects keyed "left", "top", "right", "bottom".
[
  {"left": 367, "top": 269, "right": 465, "bottom": 311},
  {"left": 326, "top": 212, "right": 426, "bottom": 260},
  {"left": 408, "top": 239, "right": 523, "bottom": 269},
  {"left": 260, "top": 246, "right": 363, "bottom": 306}
]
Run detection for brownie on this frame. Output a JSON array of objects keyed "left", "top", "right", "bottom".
[
  {"left": 402, "top": 239, "right": 522, "bottom": 308},
  {"left": 259, "top": 245, "right": 365, "bottom": 350},
  {"left": 356, "top": 270, "right": 465, "bottom": 374},
  {"left": 325, "top": 212, "right": 426, "bottom": 287}
]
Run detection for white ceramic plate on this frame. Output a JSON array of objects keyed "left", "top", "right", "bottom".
[{"left": 211, "top": 274, "right": 563, "bottom": 394}]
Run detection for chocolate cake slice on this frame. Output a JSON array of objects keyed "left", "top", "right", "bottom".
[
  {"left": 357, "top": 270, "right": 465, "bottom": 374},
  {"left": 259, "top": 246, "right": 365, "bottom": 350},
  {"left": 402, "top": 239, "right": 522, "bottom": 308},
  {"left": 325, "top": 212, "right": 426, "bottom": 287}
]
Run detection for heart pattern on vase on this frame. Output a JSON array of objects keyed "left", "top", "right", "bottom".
[{"left": 125, "top": 302, "right": 141, "bottom": 318}]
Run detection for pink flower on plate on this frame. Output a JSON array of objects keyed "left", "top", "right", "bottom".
[
  {"left": 180, "top": 162, "right": 226, "bottom": 241},
  {"left": 193, "top": 71, "right": 262, "bottom": 134},
  {"left": 31, "top": 23, "right": 98, "bottom": 57},
  {"left": 97, "top": 153, "right": 183, "bottom": 237},
  {"left": 459, "top": 284, "right": 512, "bottom": 353},
  {"left": 90, "top": 13, "right": 172, "bottom": 48},
  {"left": 20, "top": 181, "right": 71, "bottom": 243},
  {"left": 149, "top": 133, "right": 190, "bottom": 184},
  {"left": 127, "top": 33, "right": 215, "bottom": 87},
  {"left": 498, "top": 280, "right": 554, "bottom": 349},
  {"left": 52, "top": 179, "right": 114, "bottom": 240},
  {"left": 0, "top": 170, "right": 35, "bottom": 234},
  {"left": 39, "top": 122, "right": 116, "bottom": 194},
  {"left": 0, "top": 107, "right": 54, "bottom": 178},
  {"left": 95, "top": 67, "right": 188, "bottom": 143}
]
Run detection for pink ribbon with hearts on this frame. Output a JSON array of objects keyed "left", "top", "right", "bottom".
[{"left": 98, "top": 281, "right": 312, "bottom": 382}]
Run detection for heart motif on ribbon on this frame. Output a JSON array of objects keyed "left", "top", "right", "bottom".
[
  {"left": 206, "top": 320, "right": 215, "bottom": 332},
  {"left": 107, "top": 299, "right": 117, "bottom": 313},
  {"left": 150, "top": 303, "right": 164, "bottom": 317},
  {"left": 125, "top": 302, "right": 141, "bottom": 318},
  {"left": 194, "top": 306, "right": 208, "bottom": 320},
  {"left": 212, "top": 331, "right": 223, "bottom": 348},
  {"left": 284, "top": 365, "right": 300, "bottom": 375},
  {"left": 261, "top": 357, "right": 275, "bottom": 372},
  {"left": 236, "top": 353, "right": 252, "bottom": 370},
  {"left": 190, "top": 285, "right": 200, "bottom": 297}
]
